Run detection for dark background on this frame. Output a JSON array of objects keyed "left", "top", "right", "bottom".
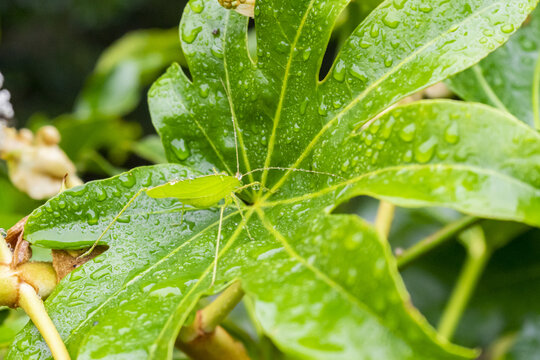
[{"left": 0, "top": 0, "right": 188, "bottom": 125}]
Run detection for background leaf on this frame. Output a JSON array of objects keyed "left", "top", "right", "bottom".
[{"left": 448, "top": 6, "right": 540, "bottom": 129}]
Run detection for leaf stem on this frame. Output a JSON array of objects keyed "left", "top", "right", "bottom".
[
  {"left": 374, "top": 201, "right": 395, "bottom": 238},
  {"left": 177, "top": 281, "right": 250, "bottom": 360},
  {"left": 396, "top": 216, "right": 479, "bottom": 269},
  {"left": 437, "top": 226, "right": 490, "bottom": 340},
  {"left": 18, "top": 283, "right": 70, "bottom": 360}
]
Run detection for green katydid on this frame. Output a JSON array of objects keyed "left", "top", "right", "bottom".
[{"left": 81, "top": 88, "right": 339, "bottom": 285}]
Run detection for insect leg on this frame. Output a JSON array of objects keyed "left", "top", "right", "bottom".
[
  {"left": 211, "top": 204, "right": 226, "bottom": 287},
  {"left": 79, "top": 187, "right": 146, "bottom": 258},
  {"left": 231, "top": 193, "right": 254, "bottom": 241}
]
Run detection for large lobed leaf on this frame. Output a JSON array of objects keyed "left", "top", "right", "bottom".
[
  {"left": 9, "top": 0, "right": 540, "bottom": 359},
  {"left": 448, "top": 6, "right": 540, "bottom": 129}
]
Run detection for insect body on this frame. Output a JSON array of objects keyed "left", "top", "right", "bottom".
[
  {"left": 80, "top": 81, "right": 339, "bottom": 286},
  {"left": 81, "top": 170, "right": 265, "bottom": 285},
  {"left": 146, "top": 173, "right": 242, "bottom": 208}
]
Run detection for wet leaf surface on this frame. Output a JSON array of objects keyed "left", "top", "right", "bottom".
[{"left": 8, "top": 0, "right": 540, "bottom": 359}]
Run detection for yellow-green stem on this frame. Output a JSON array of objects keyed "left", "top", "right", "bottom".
[
  {"left": 397, "top": 216, "right": 479, "bottom": 269},
  {"left": 375, "top": 201, "right": 395, "bottom": 238},
  {"left": 177, "top": 281, "right": 249, "bottom": 360},
  {"left": 18, "top": 283, "right": 70, "bottom": 360},
  {"left": 180, "top": 281, "right": 244, "bottom": 342},
  {"left": 437, "top": 226, "right": 490, "bottom": 340}
]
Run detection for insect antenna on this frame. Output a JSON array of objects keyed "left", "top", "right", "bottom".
[
  {"left": 79, "top": 188, "right": 146, "bottom": 258},
  {"left": 243, "top": 167, "right": 343, "bottom": 180},
  {"left": 220, "top": 79, "right": 241, "bottom": 179}
]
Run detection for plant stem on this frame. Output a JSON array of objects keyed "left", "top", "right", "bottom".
[
  {"left": 437, "top": 226, "right": 490, "bottom": 340},
  {"left": 375, "top": 201, "right": 395, "bottom": 238},
  {"left": 397, "top": 216, "right": 479, "bottom": 269},
  {"left": 177, "top": 281, "right": 250, "bottom": 360},
  {"left": 18, "top": 283, "right": 70, "bottom": 360}
]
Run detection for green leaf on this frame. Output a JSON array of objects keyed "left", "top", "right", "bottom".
[
  {"left": 0, "top": 310, "right": 28, "bottom": 348},
  {"left": 503, "top": 317, "right": 540, "bottom": 360},
  {"left": 75, "top": 28, "right": 186, "bottom": 119},
  {"left": 327, "top": 101, "right": 540, "bottom": 227},
  {"left": 448, "top": 7, "right": 540, "bottom": 129},
  {"left": 131, "top": 135, "right": 168, "bottom": 164},
  {"left": 10, "top": 0, "right": 540, "bottom": 359}
]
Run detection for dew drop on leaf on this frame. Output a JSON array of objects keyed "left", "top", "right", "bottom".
[
  {"left": 333, "top": 59, "right": 346, "bottom": 82},
  {"left": 182, "top": 25, "right": 202, "bottom": 44},
  {"left": 199, "top": 83, "right": 210, "bottom": 98},
  {"left": 501, "top": 24, "right": 515, "bottom": 34},
  {"left": 119, "top": 173, "right": 136, "bottom": 188},
  {"left": 302, "top": 47, "right": 312, "bottom": 61},
  {"left": 95, "top": 187, "right": 107, "bottom": 202},
  {"left": 382, "top": 12, "right": 400, "bottom": 29},
  {"left": 171, "top": 138, "right": 191, "bottom": 160},
  {"left": 86, "top": 209, "right": 98, "bottom": 225},
  {"left": 444, "top": 121, "right": 460, "bottom": 144},
  {"left": 399, "top": 123, "right": 416, "bottom": 142},
  {"left": 189, "top": 0, "right": 204, "bottom": 13},
  {"left": 415, "top": 136, "right": 437, "bottom": 163},
  {"left": 403, "top": 149, "right": 413, "bottom": 162}
]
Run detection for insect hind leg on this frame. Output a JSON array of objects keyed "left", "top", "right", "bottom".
[{"left": 79, "top": 187, "right": 146, "bottom": 258}]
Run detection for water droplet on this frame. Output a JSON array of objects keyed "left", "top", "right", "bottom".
[
  {"left": 501, "top": 24, "right": 514, "bottom": 34},
  {"left": 393, "top": 0, "right": 406, "bottom": 9},
  {"left": 119, "top": 173, "right": 136, "bottom": 188},
  {"left": 94, "top": 188, "right": 107, "bottom": 202},
  {"left": 211, "top": 44, "right": 223, "bottom": 58},
  {"left": 117, "top": 216, "right": 131, "bottom": 224},
  {"left": 399, "top": 123, "right": 416, "bottom": 142},
  {"left": 415, "top": 136, "right": 437, "bottom": 163},
  {"left": 58, "top": 199, "right": 67, "bottom": 209},
  {"left": 381, "top": 116, "right": 396, "bottom": 139},
  {"left": 369, "top": 119, "right": 381, "bottom": 134},
  {"left": 318, "top": 102, "right": 328, "bottom": 116},
  {"left": 182, "top": 25, "right": 202, "bottom": 44},
  {"left": 341, "top": 159, "right": 350, "bottom": 172},
  {"left": 350, "top": 64, "right": 367, "bottom": 82},
  {"left": 189, "top": 0, "right": 204, "bottom": 13},
  {"left": 403, "top": 149, "right": 413, "bottom": 162},
  {"left": 364, "top": 148, "right": 373, "bottom": 158},
  {"left": 86, "top": 209, "right": 98, "bottom": 225},
  {"left": 303, "top": 47, "right": 312, "bottom": 61},
  {"left": 150, "top": 286, "right": 182, "bottom": 298},
  {"left": 360, "top": 40, "right": 372, "bottom": 49},
  {"left": 383, "top": 12, "right": 400, "bottom": 29},
  {"left": 90, "top": 265, "right": 111, "bottom": 281},
  {"left": 419, "top": 4, "right": 432, "bottom": 13},
  {"left": 333, "top": 59, "right": 346, "bottom": 82},
  {"left": 199, "top": 83, "right": 210, "bottom": 98},
  {"left": 171, "top": 138, "right": 191, "bottom": 161},
  {"left": 444, "top": 122, "right": 459, "bottom": 144},
  {"left": 370, "top": 24, "right": 380, "bottom": 38},
  {"left": 364, "top": 133, "right": 374, "bottom": 146},
  {"left": 384, "top": 55, "right": 393, "bottom": 67}
]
